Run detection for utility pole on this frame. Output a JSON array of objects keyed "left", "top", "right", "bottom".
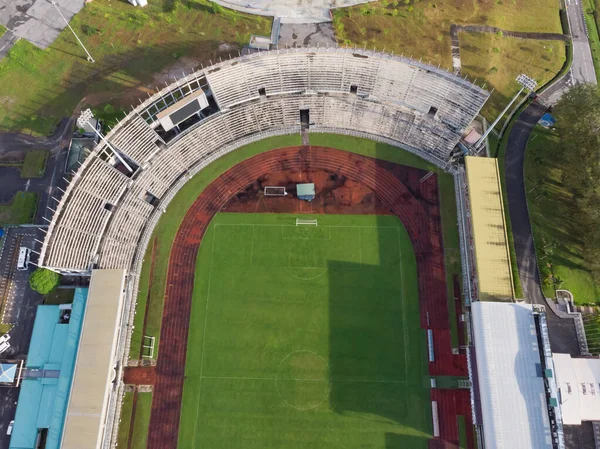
[
  {"left": 473, "top": 74, "right": 537, "bottom": 151},
  {"left": 77, "top": 109, "right": 134, "bottom": 173},
  {"left": 50, "top": 1, "right": 95, "bottom": 63}
]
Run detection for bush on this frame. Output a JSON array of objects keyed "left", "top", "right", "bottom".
[{"left": 29, "top": 268, "right": 60, "bottom": 294}]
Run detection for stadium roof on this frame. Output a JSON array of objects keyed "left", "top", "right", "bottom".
[
  {"left": 9, "top": 288, "right": 88, "bottom": 449},
  {"left": 553, "top": 353, "right": 600, "bottom": 425},
  {"left": 61, "top": 269, "right": 126, "bottom": 449},
  {"left": 472, "top": 302, "right": 552, "bottom": 449},
  {"left": 465, "top": 156, "right": 514, "bottom": 301}
]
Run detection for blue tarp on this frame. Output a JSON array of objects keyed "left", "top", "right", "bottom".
[{"left": 539, "top": 113, "right": 556, "bottom": 128}]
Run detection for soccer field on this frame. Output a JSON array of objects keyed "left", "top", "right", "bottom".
[{"left": 178, "top": 213, "right": 432, "bottom": 449}]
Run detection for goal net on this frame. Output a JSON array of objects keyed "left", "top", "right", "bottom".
[
  {"left": 264, "top": 186, "right": 288, "bottom": 196},
  {"left": 296, "top": 218, "right": 318, "bottom": 226}
]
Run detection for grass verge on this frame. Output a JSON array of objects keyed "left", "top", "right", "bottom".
[
  {"left": 584, "top": 315, "right": 600, "bottom": 354},
  {"left": 132, "top": 392, "right": 153, "bottom": 449},
  {"left": 44, "top": 288, "right": 75, "bottom": 305},
  {"left": 179, "top": 212, "right": 431, "bottom": 448},
  {"left": 458, "top": 415, "right": 468, "bottom": 449},
  {"left": 333, "top": 0, "right": 562, "bottom": 69},
  {"left": 523, "top": 126, "right": 600, "bottom": 304},
  {"left": 21, "top": 150, "right": 49, "bottom": 178},
  {"left": 332, "top": 0, "right": 563, "bottom": 118},
  {"left": 438, "top": 173, "right": 460, "bottom": 348},
  {"left": 0, "top": 192, "right": 39, "bottom": 225},
  {"left": 116, "top": 391, "right": 135, "bottom": 449},
  {"left": 0, "top": 0, "right": 271, "bottom": 135}
]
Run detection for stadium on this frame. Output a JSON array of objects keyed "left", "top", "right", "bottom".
[{"left": 7, "top": 47, "right": 593, "bottom": 449}]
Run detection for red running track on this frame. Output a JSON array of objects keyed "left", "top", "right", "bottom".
[{"left": 145, "top": 146, "right": 470, "bottom": 449}]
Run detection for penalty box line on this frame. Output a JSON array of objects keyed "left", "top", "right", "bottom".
[{"left": 200, "top": 375, "right": 408, "bottom": 384}]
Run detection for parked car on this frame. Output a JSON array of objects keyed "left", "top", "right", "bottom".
[
  {"left": 0, "top": 340, "right": 11, "bottom": 355},
  {"left": 6, "top": 420, "right": 13, "bottom": 435}
]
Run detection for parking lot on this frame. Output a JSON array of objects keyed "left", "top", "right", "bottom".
[{"left": 0, "top": 227, "right": 44, "bottom": 446}]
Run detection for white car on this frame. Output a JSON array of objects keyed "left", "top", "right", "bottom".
[
  {"left": 0, "top": 341, "right": 10, "bottom": 355},
  {"left": 0, "top": 333, "right": 10, "bottom": 344},
  {"left": 6, "top": 420, "right": 13, "bottom": 435}
]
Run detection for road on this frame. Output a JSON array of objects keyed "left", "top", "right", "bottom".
[
  {"left": 503, "top": 0, "right": 597, "bottom": 353},
  {"left": 566, "top": 0, "right": 597, "bottom": 85},
  {"left": 0, "top": 118, "right": 71, "bottom": 446}
]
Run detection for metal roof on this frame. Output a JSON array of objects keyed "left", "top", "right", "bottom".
[
  {"left": 61, "top": 269, "right": 126, "bottom": 449},
  {"left": 9, "top": 289, "right": 88, "bottom": 449},
  {"left": 472, "top": 302, "right": 552, "bottom": 449},
  {"left": 553, "top": 353, "right": 600, "bottom": 425},
  {"left": 465, "top": 156, "right": 515, "bottom": 301}
]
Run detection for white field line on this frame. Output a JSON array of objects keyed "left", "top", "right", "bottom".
[
  {"left": 215, "top": 223, "right": 400, "bottom": 229},
  {"left": 396, "top": 227, "right": 409, "bottom": 383},
  {"left": 201, "top": 375, "right": 408, "bottom": 384},
  {"left": 191, "top": 225, "right": 218, "bottom": 448}
]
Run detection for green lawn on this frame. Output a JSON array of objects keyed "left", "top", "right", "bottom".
[
  {"left": 584, "top": 315, "right": 600, "bottom": 355},
  {"left": 43, "top": 288, "right": 75, "bottom": 305},
  {"left": 178, "top": 212, "right": 431, "bottom": 449},
  {"left": 131, "top": 134, "right": 461, "bottom": 360},
  {"left": 0, "top": 192, "right": 38, "bottom": 225},
  {"left": 524, "top": 126, "right": 600, "bottom": 304},
  {"left": 459, "top": 33, "right": 566, "bottom": 119},
  {"left": 132, "top": 392, "right": 153, "bottom": 449},
  {"left": 457, "top": 415, "right": 468, "bottom": 449},
  {"left": 0, "top": 0, "right": 271, "bottom": 135},
  {"left": 333, "top": 0, "right": 562, "bottom": 69},
  {"left": 332, "top": 0, "right": 563, "bottom": 119},
  {"left": 117, "top": 391, "right": 135, "bottom": 449},
  {"left": 21, "top": 150, "right": 49, "bottom": 178}
]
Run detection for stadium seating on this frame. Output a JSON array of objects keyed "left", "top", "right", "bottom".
[{"left": 40, "top": 47, "right": 488, "bottom": 273}]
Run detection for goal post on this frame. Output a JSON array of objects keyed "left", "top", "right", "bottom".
[
  {"left": 264, "top": 186, "right": 288, "bottom": 196},
  {"left": 296, "top": 218, "right": 318, "bottom": 226},
  {"left": 141, "top": 335, "right": 155, "bottom": 359}
]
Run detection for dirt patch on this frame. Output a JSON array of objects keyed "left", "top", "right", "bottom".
[{"left": 123, "top": 366, "right": 157, "bottom": 386}]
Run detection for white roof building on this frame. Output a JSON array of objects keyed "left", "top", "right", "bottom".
[
  {"left": 472, "top": 302, "right": 556, "bottom": 449},
  {"left": 553, "top": 353, "right": 600, "bottom": 425}
]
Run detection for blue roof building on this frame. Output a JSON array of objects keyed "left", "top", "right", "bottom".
[{"left": 9, "top": 288, "right": 88, "bottom": 449}]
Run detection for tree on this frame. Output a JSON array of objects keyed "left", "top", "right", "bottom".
[
  {"left": 554, "top": 83, "right": 600, "bottom": 281},
  {"left": 29, "top": 268, "right": 60, "bottom": 294}
]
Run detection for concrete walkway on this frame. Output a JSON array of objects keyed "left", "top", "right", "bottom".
[{"left": 214, "top": 0, "right": 369, "bottom": 23}]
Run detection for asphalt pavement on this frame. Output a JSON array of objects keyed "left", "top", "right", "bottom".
[{"left": 566, "top": 0, "right": 597, "bottom": 85}]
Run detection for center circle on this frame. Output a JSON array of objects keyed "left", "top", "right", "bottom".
[{"left": 276, "top": 350, "right": 331, "bottom": 411}]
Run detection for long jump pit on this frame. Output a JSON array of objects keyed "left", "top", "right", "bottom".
[{"left": 138, "top": 145, "right": 471, "bottom": 449}]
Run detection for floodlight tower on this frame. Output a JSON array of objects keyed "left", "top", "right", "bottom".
[
  {"left": 473, "top": 74, "right": 537, "bottom": 150},
  {"left": 77, "top": 109, "right": 134, "bottom": 173},
  {"left": 50, "top": 1, "right": 95, "bottom": 63}
]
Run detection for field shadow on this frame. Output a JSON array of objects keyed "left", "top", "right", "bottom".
[{"left": 326, "top": 214, "right": 432, "bottom": 447}]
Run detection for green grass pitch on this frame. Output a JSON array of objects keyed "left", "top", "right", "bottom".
[{"left": 178, "top": 213, "right": 432, "bottom": 448}]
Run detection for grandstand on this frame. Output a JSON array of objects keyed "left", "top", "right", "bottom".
[
  {"left": 35, "top": 47, "right": 490, "bottom": 448},
  {"left": 39, "top": 47, "right": 488, "bottom": 275}
]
